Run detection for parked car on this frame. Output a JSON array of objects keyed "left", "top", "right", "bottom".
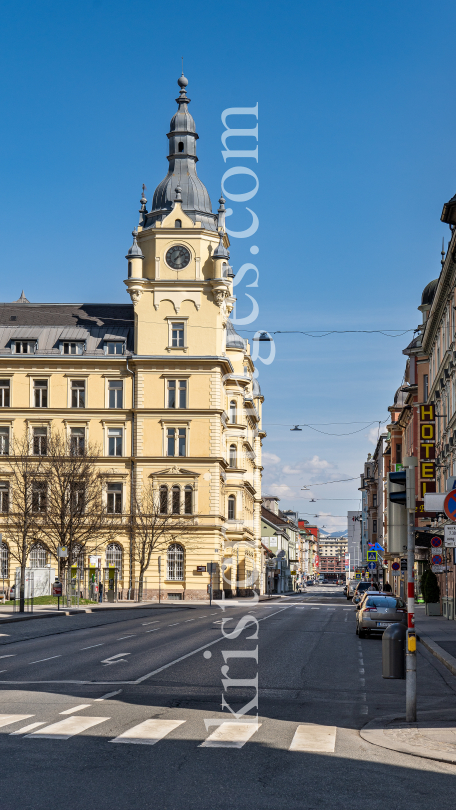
[
  {"left": 356, "top": 594, "right": 407, "bottom": 637},
  {"left": 9, "top": 584, "right": 15, "bottom": 600},
  {"left": 347, "top": 579, "right": 359, "bottom": 600},
  {"left": 352, "top": 581, "right": 373, "bottom": 604},
  {"left": 306, "top": 580, "right": 314, "bottom": 586}
]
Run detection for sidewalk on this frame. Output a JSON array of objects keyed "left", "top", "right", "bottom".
[
  {"left": 415, "top": 604, "right": 456, "bottom": 677},
  {"left": 361, "top": 710, "right": 456, "bottom": 765}
]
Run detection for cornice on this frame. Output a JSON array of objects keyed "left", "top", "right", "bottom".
[{"left": 423, "top": 228, "right": 456, "bottom": 354}]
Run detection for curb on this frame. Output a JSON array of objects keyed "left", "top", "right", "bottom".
[
  {"left": 417, "top": 631, "right": 456, "bottom": 677},
  {"left": 360, "top": 709, "right": 456, "bottom": 765}
]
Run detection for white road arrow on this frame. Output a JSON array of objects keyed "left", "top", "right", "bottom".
[{"left": 101, "top": 653, "right": 131, "bottom": 665}]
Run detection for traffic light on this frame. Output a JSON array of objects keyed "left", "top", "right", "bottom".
[{"left": 387, "top": 469, "right": 407, "bottom": 554}]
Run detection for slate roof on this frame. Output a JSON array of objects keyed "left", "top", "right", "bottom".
[{"left": 0, "top": 303, "right": 134, "bottom": 356}]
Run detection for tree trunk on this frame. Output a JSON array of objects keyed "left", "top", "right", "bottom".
[{"left": 19, "top": 540, "right": 26, "bottom": 613}]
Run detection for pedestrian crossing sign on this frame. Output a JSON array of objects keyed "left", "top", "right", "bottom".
[{"left": 367, "top": 551, "right": 377, "bottom": 562}]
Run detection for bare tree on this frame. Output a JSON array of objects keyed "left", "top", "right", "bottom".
[
  {"left": 41, "top": 431, "right": 118, "bottom": 602},
  {"left": 132, "top": 483, "right": 198, "bottom": 600},
  {"left": 3, "top": 434, "right": 46, "bottom": 612}
]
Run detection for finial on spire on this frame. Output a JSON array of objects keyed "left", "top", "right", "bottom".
[
  {"left": 177, "top": 70, "right": 189, "bottom": 103},
  {"left": 441, "top": 237, "right": 446, "bottom": 269},
  {"left": 139, "top": 185, "right": 148, "bottom": 226},
  {"left": 126, "top": 227, "right": 144, "bottom": 260},
  {"left": 174, "top": 186, "right": 182, "bottom": 202},
  {"left": 217, "top": 194, "right": 226, "bottom": 230}
]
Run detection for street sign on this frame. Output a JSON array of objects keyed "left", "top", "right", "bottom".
[
  {"left": 196, "top": 566, "right": 206, "bottom": 572},
  {"left": 432, "top": 554, "right": 443, "bottom": 566},
  {"left": 444, "top": 490, "right": 456, "bottom": 521},
  {"left": 431, "top": 536, "right": 443, "bottom": 548},
  {"left": 367, "top": 551, "right": 377, "bottom": 562},
  {"left": 52, "top": 581, "right": 62, "bottom": 597},
  {"left": 432, "top": 564, "right": 447, "bottom": 573},
  {"left": 445, "top": 525, "right": 456, "bottom": 547},
  {"left": 400, "top": 559, "right": 407, "bottom": 571},
  {"left": 367, "top": 562, "right": 376, "bottom": 570},
  {"left": 207, "top": 563, "right": 217, "bottom": 574},
  {"left": 355, "top": 572, "right": 361, "bottom": 579},
  {"left": 392, "top": 562, "right": 400, "bottom": 575}
]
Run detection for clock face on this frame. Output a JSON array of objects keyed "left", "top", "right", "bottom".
[{"left": 166, "top": 244, "right": 191, "bottom": 270}]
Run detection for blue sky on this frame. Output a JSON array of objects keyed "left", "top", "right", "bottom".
[{"left": 0, "top": 0, "right": 454, "bottom": 529}]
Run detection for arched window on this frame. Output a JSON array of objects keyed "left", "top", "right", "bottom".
[
  {"left": 229, "top": 444, "right": 237, "bottom": 468},
  {"left": 29, "top": 545, "right": 47, "bottom": 568},
  {"left": 160, "top": 485, "right": 168, "bottom": 514},
  {"left": 175, "top": 219, "right": 182, "bottom": 228},
  {"left": 0, "top": 543, "right": 8, "bottom": 577},
  {"left": 228, "top": 495, "right": 236, "bottom": 520},
  {"left": 229, "top": 401, "right": 236, "bottom": 424},
  {"left": 167, "top": 543, "right": 184, "bottom": 580},
  {"left": 222, "top": 262, "right": 228, "bottom": 278},
  {"left": 128, "top": 261, "right": 132, "bottom": 278},
  {"left": 106, "top": 543, "right": 122, "bottom": 573},
  {"left": 172, "top": 485, "right": 180, "bottom": 514},
  {"left": 178, "top": 141, "right": 184, "bottom": 153},
  {"left": 184, "top": 485, "right": 193, "bottom": 515}
]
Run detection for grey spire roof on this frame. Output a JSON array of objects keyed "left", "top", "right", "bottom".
[
  {"left": 144, "top": 74, "right": 217, "bottom": 231},
  {"left": 213, "top": 232, "right": 230, "bottom": 260},
  {"left": 252, "top": 377, "right": 262, "bottom": 397},
  {"left": 125, "top": 229, "right": 144, "bottom": 260},
  {"left": 421, "top": 278, "right": 438, "bottom": 307},
  {"left": 13, "top": 291, "right": 29, "bottom": 303},
  {"left": 226, "top": 320, "right": 247, "bottom": 350}
]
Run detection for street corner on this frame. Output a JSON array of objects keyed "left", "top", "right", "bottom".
[{"left": 360, "top": 709, "right": 456, "bottom": 765}]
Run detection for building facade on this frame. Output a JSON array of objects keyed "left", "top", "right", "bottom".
[{"left": 0, "top": 74, "right": 265, "bottom": 602}]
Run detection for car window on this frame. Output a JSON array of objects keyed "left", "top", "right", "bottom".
[{"left": 365, "top": 597, "right": 401, "bottom": 609}]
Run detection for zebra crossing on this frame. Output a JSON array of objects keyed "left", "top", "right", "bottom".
[{"left": 0, "top": 712, "right": 338, "bottom": 752}]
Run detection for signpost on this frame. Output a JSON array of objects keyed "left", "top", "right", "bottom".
[
  {"left": 431, "top": 536, "right": 443, "bottom": 548},
  {"left": 392, "top": 561, "right": 400, "bottom": 576},
  {"left": 444, "top": 491, "right": 456, "bottom": 521},
  {"left": 401, "top": 558, "right": 407, "bottom": 571},
  {"left": 52, "top": 580, "right": 62, "bottom": 610},
  {"left": 367, "top": 550, "right": 378, "bottom": 562},
  {"left": 367, "top": 562, "right": 376, "bottom": 570},
  {"left": 158, "top": 556, "right": 162, "bottom": 604},
  {"left": 432, "top": 554, "right": 443, "bottom": 566},
  {"left": 207, "top": 562, "right": 217, "bottom": 606},
  {"left": 444, "top": 525, "right": 456, "bottom": 548}
]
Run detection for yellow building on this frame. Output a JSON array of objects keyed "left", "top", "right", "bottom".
[{"left": 0, "top": 73, "right": 264, "bottom": 602}]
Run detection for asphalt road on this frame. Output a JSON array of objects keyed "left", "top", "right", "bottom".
[{"left": 0, "top": 585, "right": 455, "bottom": 810}]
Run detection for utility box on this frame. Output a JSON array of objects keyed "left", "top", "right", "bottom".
[{"left": 382, "top": 622, "right": 406, "bottom": 679}]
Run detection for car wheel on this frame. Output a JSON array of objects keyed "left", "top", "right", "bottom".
[
  {"left": 355, "top": 623, "right": 359, "bottom": 635},
  {"left": 358, "top": 628, "right": 366, "bottom": 638}
]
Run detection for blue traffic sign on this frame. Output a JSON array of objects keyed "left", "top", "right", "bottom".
[{"left": 367, "top": 562, "right": 376, "bottom": 570}]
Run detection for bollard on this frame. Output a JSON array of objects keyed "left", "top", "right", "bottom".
[{"left": 382, "top": 623, "right": 406, "bottom": 679}]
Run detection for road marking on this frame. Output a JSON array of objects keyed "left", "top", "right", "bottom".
[
  {"left": 168, "top": 623, "right": 179, "bottom": 626},
  {"left": 311, "top": 608, "right": 319, "bottom": 610},
  {"left": 142, "top": 622, "right": 159, "bottom": 625},
  {"left": 200, "top": 722, "right": 261, "bottom": 749},
  {"left": 10, "top": 722, "right": 45, "bottom": 735},
  {"left": 210, "top": 613, "right": 218, "bottom": 615},
  {"left": 345, "top": 615, "right": 348, "bottom": 622},
  {"left": 117, "top": 635, "right": 136, "bottom": 640},
  {"left": 28, "top": 656, "right": 61, "bottom": 665},
  {"left": 146, "top": 629, "right": 159, "bottom": 633},
  {"left": 361, "top": 705, "right": 368, "bottom": 715},
  {"left": 0, "top": 714, "right": 34, "bottom": 729},
  {"left": 101, "top": 653, "right": 131, "bottom": 665},
  {"left": 327, "top": 608, "right": 335, "bottom": 611},
  {"left": 110, "top": 718, "right": 185, "bottom": 746},
  {"left": 0, "top": 670, "right": 6, "bottom": 673},
  {"left": 60, "top": 704, "right": 92, "bottom": 715},
  {"left": 27, "top": 716, "right": 109, "bottom": 740},
  {"left": 289, "top": 724, "right": 336, "bottom": 753},
  {"left": 95, "top": 690, "right": 122, "bottom": 701},
  {"left": 0, "top": 655, "right": 15, "bottom": 659},
  {"left": 198, "top": 615, "right": 208, "bottom": 618},
  {"left": 80, "top": 644, "right": 104, "bottom": 650},
  {"left": 185, "top": 619, "right": 195, "bottom": 622},
  {"left": 359, "top": 668, "right": 365, "bottom": 675}
]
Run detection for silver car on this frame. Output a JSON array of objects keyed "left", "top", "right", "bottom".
[{"left": 356, "top": 594, "right": 407, "bottom": 637}]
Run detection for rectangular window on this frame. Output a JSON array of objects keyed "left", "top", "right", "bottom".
[
  {"left": 184, "top": 487, "right": 193, "bottom": 515},
  {"left": 62, "top": 342, "right": 83, "bottom": 355},
  {"left": 0, "top": 483, "right": 9, "bottom": 513},
  {"left": 108, "top": 428, "right": 123, "bottom": 457},
  {"left": 106, "top": 342, "right": 124, "bottom": 355},
  {"left": 373, "top": 494, "right": 377, "bottom": 507},
  {"left": 71, "top": 380, "right": 85, "bottom": 408},
  {"left": 0, "top": 428, "right": 9, "bottom": 455},
  {"left": 167, "top": 379, "right": 187, "bottom": 409},
  {"left": 33, "top": 427, "right": 47, "bottom": 456},
  {"left": 0, "top": 380, "right": 10, "bottom": 407},
  {"left": 70, "top": 427, "right": 85, "bottom": 456},
  {"left": 33, "top": 380, "right": 48, "bottom": 408},
  {"left": 108, "top": 380, "right": 123, "bottom": 409},
  {"left": 32, "top": 481, "right": 47, "bottom": 512},
  {"left": 423, "top": 374, "right": 429, "bottom": 403},
  {"left": 106, "top": 482, "right": 122, "bottom": 513},
  {"left": 167, "top": 427, "right": 186, "bottom": 457},
  {"left": 14, "top": 341, "right": 34, "bottom": 354},
  {"left": 71, "top": 482, "right": 85, "bottom": 513},
  {"left": 373, "top": 519, "right": 377, "bottom": 533},
  {"left": 171, "top": 322, "right": 185, "bottom": 348}
]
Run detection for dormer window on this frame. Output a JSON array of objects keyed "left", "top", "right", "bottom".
[
  {"left": 61, "top": 342, "right": 84, "bottom": 355},
  {"left": 178, "top": 142, "right": 184, "bottom": 152},
  {"left": 105, "top": 341, "right": 124, "bottom": 355},
  {"left": 14, "top": 340, "right": 35, "bottom": 354},
  {"left": 175, "top": 219, "right": 182, "bottom": 228}
]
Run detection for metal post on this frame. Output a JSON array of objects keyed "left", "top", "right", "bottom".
[
  {"left": 209, "top": 561, "right": 213, "bottom": 607},
  {"left": 158, "top": 556, "right": 161, "bottom": 604},
  {"left": 404, "top": 456, "right": 418, "bottom": 723}
]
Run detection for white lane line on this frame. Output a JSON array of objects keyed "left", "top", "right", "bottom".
[
  {"left": 117, "top": 635, "right": 136, "bottom": 640},
  {"left": 289, "top": 724, "right": 337, "bottom": 753},
  {"left": 142, "top": 622, "right": 159, "bottom": 625},
  {"left": 27, "top": 716, "right": 109, "bottom": 740},
  {"left": 210, "top": 613, "right": 218, "bottom": 615},
  {"left": 345, "top": 615, "right": 348, "bottom": 622},
  {"left": 359, "top": 668, "right": 365, "bottom": 675},
  {"left": 311, "top": 608, "right": 320, "bottom": 610},
  {"left": 110, "top": 719, "right": 185, "bottom": 746},
  {"left": 327, "top": 608, "right": 335, "bottom": 611},
  {"left": 198, "top": 615, "right": 208, "bottom": 618},
  {"left": 135, "top": 606, "right": 291, "bottom": 684},
  {"left": 200, "top": 722, "right": 261, "bottom": 749},
  {"left": 95, "top": 690, "right": 122, "bottom": 701},
  {"left": 0, "top": 714, "right": 34, "bottom": 729},
  {"left": 28, "top": 656, "right": 61, "bottom": 665},
  {"left": 101, "top": 653, "right": 130, "bottom": 665},
  {"left": 0, "top": 670, "right": 7, "bottom": 673},
  {"left": 80, "top": 644, "right": 104, "bottom": 650},
  {"left": 0, "top": 655, "right": 15, "bottom": 659},
  {"left": 146, "top": 629, "right": 159, "bottom": 633},
  {"left": 168, "top": 623, "right": 179, "bottom": 627},
  {"left": 10, "top": 722, "right": 45, "bottom": 735},
  {"left": 60, "top": 704, "right": 92, "bottom": 715},
  {"left": 185, "top": 619, "right": 195, "bottom": 622},
  {"left": 361, "top": 705, "right": 368, "bottom": 715}
]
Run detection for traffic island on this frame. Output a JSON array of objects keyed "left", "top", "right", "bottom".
[{"left": 360, "top": 709, "right": 456, "bottom": 765}]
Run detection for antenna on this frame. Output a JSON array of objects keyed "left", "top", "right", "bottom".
[{"left": 181, "top": 56, "right": 184, "bottom": 74}]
